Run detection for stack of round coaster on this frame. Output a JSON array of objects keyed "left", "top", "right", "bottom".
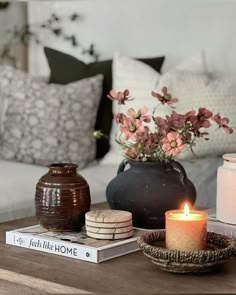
[{"left": 85, "top": 209, "right": 133, "bottom": 240}]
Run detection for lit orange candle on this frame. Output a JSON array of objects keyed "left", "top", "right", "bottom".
[{"left": 165, "top": 203, "right": 208, "bottom": 251}]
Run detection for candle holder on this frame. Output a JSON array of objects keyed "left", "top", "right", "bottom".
[{"left": 137, "top": 231, "right": 235, "bottom": 274}]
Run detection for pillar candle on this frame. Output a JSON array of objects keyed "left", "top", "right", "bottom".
[{"left": 165, "top": 204, "right": 208, "bottom": 251}]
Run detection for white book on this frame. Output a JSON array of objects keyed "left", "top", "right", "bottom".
[{"left": 6, "top": 225, "right": 143, "bottom": 263}]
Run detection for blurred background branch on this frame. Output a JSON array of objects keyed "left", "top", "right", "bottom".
[{"left": 0, "top": 11, "right": 100, "bottom": 70}]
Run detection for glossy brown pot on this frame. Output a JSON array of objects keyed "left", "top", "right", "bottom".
[{"left": 35, "top": 163, "right": 91, "bottom": 232}]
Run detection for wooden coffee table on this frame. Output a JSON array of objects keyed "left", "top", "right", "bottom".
[{"left": 0, "top": 210, "right": 236, "bottom": 294}]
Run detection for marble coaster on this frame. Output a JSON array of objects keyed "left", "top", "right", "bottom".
[
  {"left": 86, "top": 224, "right": 133, "bottom": 234},
  {"left": 86, "top": 230, "right": 134, "bottom": 240},
  {"left": 85, "top": 219, "right": 132, "bottom": 228},
  {"left": 86, "top": 209, "right": 132, "bottom": 223}
]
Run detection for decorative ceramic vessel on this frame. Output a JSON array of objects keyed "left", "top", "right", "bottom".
[
  {"left": 106, "top": 160, "right": 196, "bottom": 229},
  {"left": 217, "top": 153, "right": 236, "bottom": 224},
  {"left": 35, "top": 163, "right": 91, "bottom": 231}
]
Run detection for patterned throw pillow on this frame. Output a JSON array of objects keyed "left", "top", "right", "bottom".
[
  {"left": 0, "top": 66, "right": 103, "bottom": 168},
  {"left": 158, "top": 70, "right": 236, "bottom": 159}
]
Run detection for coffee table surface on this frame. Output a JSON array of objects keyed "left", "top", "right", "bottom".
[{"left": 1, "top": 207, "right": 236, "bottom": 294}]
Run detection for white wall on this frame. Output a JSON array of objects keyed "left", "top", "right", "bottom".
[
  {"left": 0, "top": 3, "right": 27, "bottom": 46},
  {"left": 0, "top": 2, "right": 27, "bottom": 69},
  {"left": 28, "top": 0, "right": 236, "bottom": 77}
]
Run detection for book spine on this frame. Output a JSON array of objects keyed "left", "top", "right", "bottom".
[
  {"left": 207, "top": 221, "right": 236, "bottom": 239},
  {"left": 6, "top": 231, "right": 99, "bottom": 263}
]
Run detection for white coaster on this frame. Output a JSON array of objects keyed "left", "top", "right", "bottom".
[
  {"left": 85, "top": 219, "right": 132, "bottom": 228},
  {"left": 86, "top": 225, "right": 133, "bottom": 234},
  {"left": 85, "top": 209, "right": 132, "bottom": 223},
  {"left": 86, "top": 230, "right": 134, "bottom": 240}
]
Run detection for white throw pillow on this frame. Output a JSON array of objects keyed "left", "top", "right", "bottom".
[
  {"left": 158, "top": 71, "right": 236, "bottom": 159},
  {"left": 100, "top": 53, "right": 207, "bottom": 165},
  {"left": 175, "top": 51, "right": 208, "bottom": 74},
  {"left": 0, "top": 66, "right": 103, "bottom": 168},
  {"left": 112, "top": 52, "right": 161, "bottom": 114},
  {"left": 100, "top": 53, "right": 163, "bottom": 165},
  {"left": 101, "top": 52, "right": 162, "bottom": 165}
]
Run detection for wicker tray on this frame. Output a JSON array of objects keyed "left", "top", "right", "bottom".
[{"left": 137, "top": 231, "right": 235, "bottom": 274}]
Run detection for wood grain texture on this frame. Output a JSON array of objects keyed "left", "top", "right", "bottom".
[
  {"left": 86, "top": 229, "right": 134, "bottom": 240},
  {"left": 85, "top": 219, "right": 132, "bottom": 228},
  {"left": 1, "top": 203, "right": 236, "bottom": 294},
  {"left": 0, "top": 269, "right": 89, "bottom": 294},
  {"left": 86, "top": 224, "right": 133, "bottom": 234},
  {"left": 85, "top": 209, "right": 132, "bottom": 222}
]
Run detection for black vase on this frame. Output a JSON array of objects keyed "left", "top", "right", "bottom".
[{"left": 106, "top": 160, "right": 196, "bottom": 229}]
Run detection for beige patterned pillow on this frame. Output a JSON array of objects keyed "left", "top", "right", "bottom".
[
  {"left": 158, "top": 70, "right": 236, "bottom": 159},
  {"left": 0, "top": 66, "right": 103, "bottom": 168}
]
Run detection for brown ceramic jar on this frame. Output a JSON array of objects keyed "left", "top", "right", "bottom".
[{"left": 35, "top": 163, "right": 91, "bottom": 232}]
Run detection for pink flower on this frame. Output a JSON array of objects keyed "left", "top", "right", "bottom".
[
  {"left": 120, "top": 118, "right": 147, "bottom": 140},
  {"left": 97, "top": 87, "right": 233, "bottom": 161},
  {"left": 192, "top": 107, "right": 213, "bottom": 130},
  {"left": 114, "top": 113, "right": 127, "bottom": 124},
  {"left": 167, "top": 111, "right": 186, "bottom": 129},
  {"left": 184, "top": 110, "right": 202, "bottom": 137},
  {"left": 185, "top": 110, "right": 196, "bottom": 123},
  {"left": 127, "top": 106, "right": 151, "bottom": 123},
  {"left": 107, "top": 89, "right": 134, "bottom": 104},
  {"left": 143, "top": 134, "right": 159, "bottom": 154},
  {"left": 161, "top": 131, "right": 184, "bottom": 157},
  {"left": 154, "top": 117, "right": 170, "bottom": 135},
  {"left": 212, "top": 113, "right": 233, "bottom": 134},
  {"left": 151, "top": 87, "right": 178, "bottom": 107},
  {"left": 125, "top": 147, "right": 139, "bottom": 160}
]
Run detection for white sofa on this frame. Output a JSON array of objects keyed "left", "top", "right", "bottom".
[
  {"left": 0, "top": 157, "right": 222, "bottom": 223},
  {"left": 0, "top": 160, "right": 114, "bottom": 223}
]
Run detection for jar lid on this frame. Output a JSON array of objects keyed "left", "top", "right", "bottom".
[{"left": 223, "top": 153, "right": 236, "bottom": 162}]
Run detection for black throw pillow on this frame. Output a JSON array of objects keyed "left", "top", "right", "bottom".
[{"left": 44, "top": 47, "right": 165, "bottom": 159}]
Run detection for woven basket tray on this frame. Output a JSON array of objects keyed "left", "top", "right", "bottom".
[{"left": 137, "top": 231, "right": 235, "bottom": 274}]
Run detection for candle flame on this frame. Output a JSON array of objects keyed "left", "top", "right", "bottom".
[{"left": 184, "top": 203, "right": 189, "bottom": 217}]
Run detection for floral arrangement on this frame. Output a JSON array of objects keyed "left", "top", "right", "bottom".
[{"left": 94, "top": 87, "right": 233, "bottom": 161}]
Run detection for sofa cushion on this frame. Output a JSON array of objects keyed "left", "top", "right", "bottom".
[
  {"left": 0, "top": 160, "right": 46, "bottom": 222},
  {"left": 44, "top": 47, "right": 165, "bottom": 158},
  {"left": 0, "top": 160, "right": 114, "bottom": 223},
  {"left": 0, "top": 66, "right": 103, "bottom": 168}
]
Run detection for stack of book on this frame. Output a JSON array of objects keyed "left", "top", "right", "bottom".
[{"left": 6, "top": 224, "right": 143, "bottom": 263}]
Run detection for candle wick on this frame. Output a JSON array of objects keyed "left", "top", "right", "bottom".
[{"left": 185, "top": 213, "right": 189, "bottom": 217}]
